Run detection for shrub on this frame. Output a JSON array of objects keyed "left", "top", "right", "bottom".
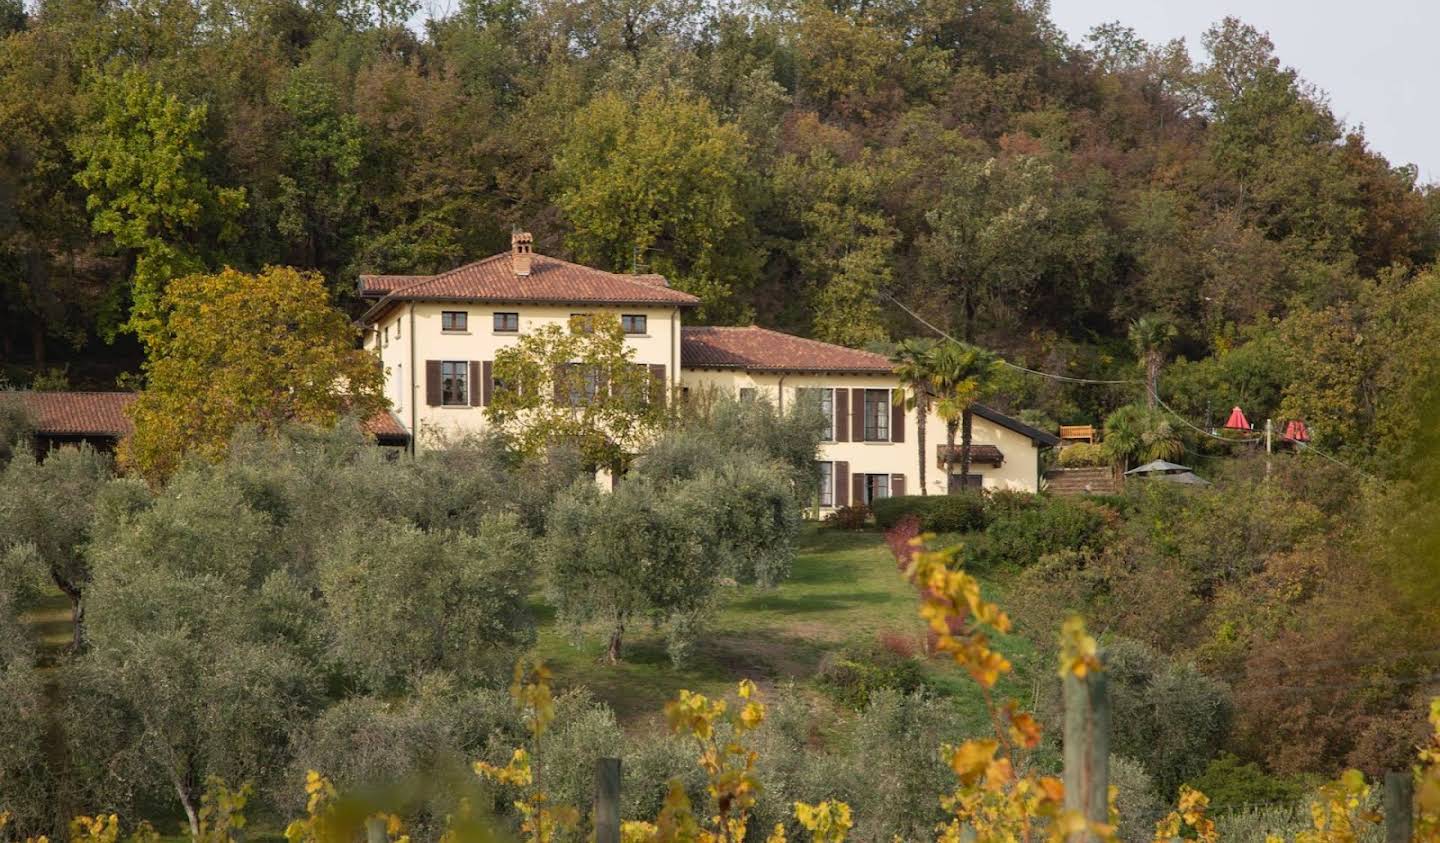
[
  {"left": 923, "top": 493, "right": 988, "bottom": 532},
  {"left": 1057, "top": 442, "right": 1109, "bottom": 467},
  {"left": 968, "top": 495, "right": 1109, "bottom": 570},
  {"left": 824, "top": 504, "right": 871, "bottom": 529},
  {"left": 871, "top": 494, "right": 986, "bottom": 532},
  {"left": 1186, "top": 752, "right": 1305, "bottom": 810},
  {"left": 816, "top": 644, "right": 927, "bottom": 708},
  {"left": 1111, "top": 756, "right": 1164, "bottom": 843}
]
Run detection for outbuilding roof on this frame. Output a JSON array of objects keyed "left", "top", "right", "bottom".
[
  {"left": 7, "top": 392, "right": 408, "bottom": 443},
  {"left": 680, "top": 326, "right": 894, "bottom": 373},
  {"left": 359, "top": 253, "right": 699, "bottom": 322}
]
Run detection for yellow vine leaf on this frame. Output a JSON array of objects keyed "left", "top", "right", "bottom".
[{"left": 1058, "top": 615, "right": 1102, "bottom": 679}]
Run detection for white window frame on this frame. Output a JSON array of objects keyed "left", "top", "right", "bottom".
[
  {"left": 863, "top": 473, "right": 890, "bottom": 503},
  {"left": 440, "top": 360, "right": 469, "bottom": 406},
  {"left": 797, "top": 387, "right": 834, "bottom": 441},
  {"left": 863, "top": 388, "right": 891, "bottom": 442}
]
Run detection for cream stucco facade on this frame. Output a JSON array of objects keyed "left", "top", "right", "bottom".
[
  {"left": 369, "top": 302, "right": 684, "bottom": 448},
  {"left": 680, "top": 368, "right": 1049, "bottom": 509}
]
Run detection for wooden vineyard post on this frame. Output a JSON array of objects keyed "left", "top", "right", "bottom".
[
  {"left": 1385, "top": 770, "right": 1414, "bottom": 843},
  {"left": 365, "top": 816, "right": 388, "bottom": 843},
  {"left": 595, "top": 756, "right": 622, "bottom": 843},
  {"left": 1063, "top": 658, "right": 1110, "bottom": 842}
]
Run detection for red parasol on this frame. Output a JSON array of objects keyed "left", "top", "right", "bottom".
[
  {"left": 1283, "top": 419, "right": 1310, "bottom": 442},
  {"left": 1223, "top": 406, "right": 1251, "bottom": 430}
]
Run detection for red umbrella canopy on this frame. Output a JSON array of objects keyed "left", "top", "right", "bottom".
[
  {"left": 1283, "top": 419, "right": 1310, "bottom": 442},
  {"left": 1223, "top": 406, "right": 1251, "bottom": 430}
]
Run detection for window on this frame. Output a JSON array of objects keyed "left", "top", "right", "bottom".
[
  {"left": 493, "top": 312, "right": 519, "bottom": 333},
  {"left": 570, "top": 313, "right": 596, "bottom": 333},
  {"left": 621, "top": 314, "right": 647, "bottom": 335},
  {"left": 739, "top": 387, "right": 757, "bottom": 402},
  {"left": 442, "top": 311, "right": 468, "bottom": 332},
  {"left": 863, "top": 473, "right": 890, "bottom": 503},
  {"left": 863, "top": 389, "right": 890, "bottom": 441},
  {"left": 564, "top": 364, "right": 602, "bottom": 406},
  {"left": 817, "top": 462, "right": 834, "bottom": 507},
  {"left": 797, "top": 388, "right": 834, "bottom": 441},
  {"left": 440, "top": 361, "right": 468, "bottom": 405},
  {"left": 949, "top": 474, "right": 983, "bottom": 493},
  {"left": 383, "top": 324, "right": 389, "bottom": 346},
  {"left": 395, "top": 319, "right": 400, "bottom": 339}
]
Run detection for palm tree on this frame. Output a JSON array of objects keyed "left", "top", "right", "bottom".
[
  {"left": 891, "top": 337, "right": 939, "bottom": 495},
  {"left": 1102, "top": 403, "right": 1184, "bottom": 470},
  {"left": 929, "top": 341, "right": 1002, "bottom": 492},
  {"left": 1128, "top": 315, "right": 1176, "bottom": 407}
]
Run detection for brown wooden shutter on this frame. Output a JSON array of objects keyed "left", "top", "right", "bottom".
[
  {"left": 470, "top": 361, "right": 482, "bottom": 406},
  {"left": 482, "top": 361, "right": 493, "bottom": 406},
  {"left": 835, "top": 461, "right": 850, "bottom": 506},
  {"left": 852, "top": 388, "right": 865, "bottom": 441},
  {"left": 892, "top": 474, "right": 906, "bottom": 496},
  {"left": 852, "top": 472, "right": 865, "bottom": 505},
  {"left": 834, "top": 389, "right": 849, "bottom": 441},
  {"left": 595, "top": 365, "right": 609, "bottom": 399},
  {"left": 553, "top": 364, "right": 566, "bottom": 402},
  {"left": 425, "top": 360, "right": 442, "bottom": 406},
  {"left": 891, "top": 391, "right": 904, "bottom": 443},
  {"left": 648, "top": 364, "right": 666, "bottom": 406}
]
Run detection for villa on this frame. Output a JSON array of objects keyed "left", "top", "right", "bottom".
[{"left": 357, "top": 232, "right": 1057, "bottom": 506}]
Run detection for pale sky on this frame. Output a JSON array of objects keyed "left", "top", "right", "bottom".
[{"left": 1047, "top": 0, "right": 1439, "bottom": 184}]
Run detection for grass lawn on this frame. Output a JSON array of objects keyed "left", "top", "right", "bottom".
[{"left": 532, "top": 524, "right": 1039, "bottom": 731}]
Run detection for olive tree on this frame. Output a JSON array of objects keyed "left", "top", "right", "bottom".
[
  {"left": 82, "top": 469, "right": 322, "bottom": 836},
  {"left": 317, "top": 515, "right": 536, "bottom": 692},
  {"left": 0, "top": 443, "right": 112, "bottom": 649}
]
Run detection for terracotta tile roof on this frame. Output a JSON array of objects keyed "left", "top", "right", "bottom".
[
  {"left": 936, "top": 444, "right": 1006, "bottom": 468},
  {"left": 10, "top": 391, "right": 136, "bottom": 436},
  {"left": 10, "top": 391, "right": 408, "bottom": 443},
  {"left": 680, "top": 326, "right": 894, "bottom": 373},
  {"left": 360, "top": 410, "right": 409, "bottom": 442},
  {"left": 360, "top": 253, "right": 699, "bottom": 321},
  {"left": 359, "top": 274, "right": 429, "bottom": 299}
]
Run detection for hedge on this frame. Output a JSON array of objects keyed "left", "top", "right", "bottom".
[{"left": 871, "top": 494, "right": 988, "bottom": 533}]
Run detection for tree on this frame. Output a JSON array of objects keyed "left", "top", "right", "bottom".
[
  {"left": 0, "top": 443, "right": 111, "bottom": 650},
  {"left": 120, "top": 266, "right": 385, "bottom": 480},
  {"left": 772, "top": 137, "right": 897, "bottom": 345},
  {"left": 486, "top": 314, "right": 667, "bottom": 472},
  {"left": 1128, "top": 315, "right": 1176, "bottom": 407},
  {"left": 545, "top": 399, "right": 809, "bottom": 664},
  {"left": 929, "top": 341, "right": 1003, "bottom": 491},
  {"left": 1101, "top": 403, "right": 1183, "bottom": 469},
  {"left": 891, "top": 337, "right": 939, "bottom": 495},
  {"left": 552, "top": 88, "right": 757, "bottom": 319},
  {"left": 69, "top": 68, "right": 246, "bottom": 346},
  {"left": 921, "top": 156, "right": 1052, "bottom": 341},
  {"left": 317, "top": 515, "right": 536, "bottom": 693},
  {"left": 82, "top": 469, "right": 321, "bottom": 835},
  {"left": 542, "top": 476, "right": 714, "bottom": 664}
]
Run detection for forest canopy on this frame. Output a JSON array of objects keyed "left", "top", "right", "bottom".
[{"left": 1, "top": 0, "right": 1437, "bottom": 467}]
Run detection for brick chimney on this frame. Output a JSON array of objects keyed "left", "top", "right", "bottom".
[{"left": 511, "top": 230, "right": 533, "bottom": 277}]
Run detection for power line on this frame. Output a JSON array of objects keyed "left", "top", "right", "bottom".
[
  {"left": 881, "top": 291, "right": 1379, "bottom": 479},
  {"left": 879, "top": 292, "right": 1140, "bottom": 385}
]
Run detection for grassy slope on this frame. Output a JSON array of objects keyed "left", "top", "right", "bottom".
[{"left": 532, "top": 524, "right": 1039, "bottom": 731}]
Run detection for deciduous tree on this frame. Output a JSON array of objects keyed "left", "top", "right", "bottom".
[
  {"left": 120, "top": 266, "right": 385, "bottom": 480},
  {"left": 486, "top": 314, "right": 666, "bottom": 472}
]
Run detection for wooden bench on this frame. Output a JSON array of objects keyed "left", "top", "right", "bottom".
[{"left": 1059, "top": 424, "right": 1096, "bottom": 443}]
